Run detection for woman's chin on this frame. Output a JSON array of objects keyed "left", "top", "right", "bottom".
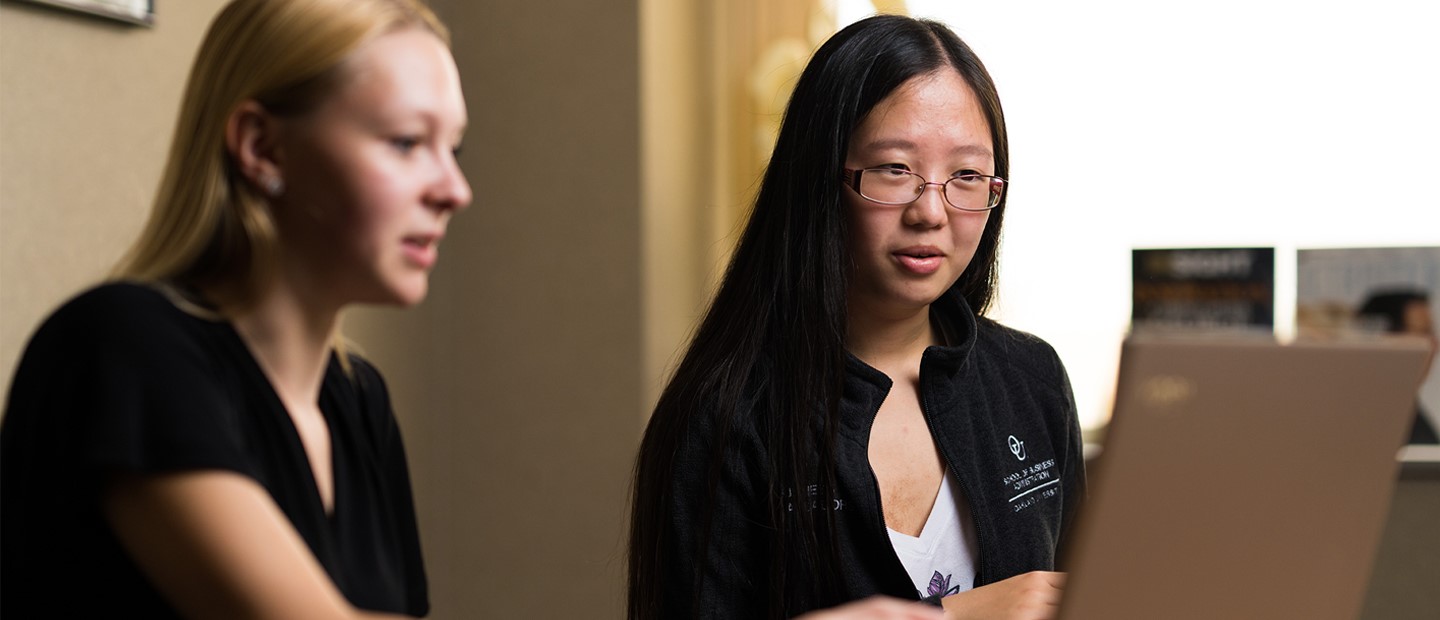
[
  {"left": 392, "top": 283, "right": 429, "bottom": 308},
  {"left": 358, "top": 278, "right": 430, "bottom": 309}
]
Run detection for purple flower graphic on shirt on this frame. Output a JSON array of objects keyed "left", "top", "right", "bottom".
[{"left": 927, "top": 570, "right": 960, "bottom": 597}]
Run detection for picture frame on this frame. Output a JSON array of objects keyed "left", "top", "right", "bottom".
[
  {"left": 15, "top": 0, "right": 153, "bottom": 27},
  {"left": 1131, "top": 247, "right": 1276, "bottom": 334},
  {"left": 1297, "top": 246, "right": 1440, "bottom": 443}
]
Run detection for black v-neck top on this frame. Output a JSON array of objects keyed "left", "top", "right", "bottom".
[{"left": 1, "top": 283, "right": 428, "bottom": 617}]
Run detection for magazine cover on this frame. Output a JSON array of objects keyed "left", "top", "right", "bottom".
[
  {"left": 1297, "top": 246, "right": 1440, "bottom": 444},
  {"left": 1132, "top": 247, "right": 1275, "bottom": 334}
]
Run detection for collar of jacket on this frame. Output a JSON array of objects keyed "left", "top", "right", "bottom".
[{"left": 837, "top": 287, "right": 980, "bottom": 437}]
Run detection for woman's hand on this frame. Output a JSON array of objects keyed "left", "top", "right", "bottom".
[
  {"left": 795, "top": 596, "right": 944, "bottom": 619},
  {"left": 940, "top": 571, "right": 1065, "bottom": 620}
]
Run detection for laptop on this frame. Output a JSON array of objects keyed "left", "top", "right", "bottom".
[{"left": 1057, "top": 335, "right": 1431, "bottom": 620}]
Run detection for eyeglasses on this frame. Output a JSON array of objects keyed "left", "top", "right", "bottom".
[{"left": 842, "top": 167, "right": 1006, "bottom": 212}]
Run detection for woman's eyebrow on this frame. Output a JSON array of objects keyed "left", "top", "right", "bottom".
[
  {"left": 859, "top": 138, "right": 918, "bottom": 152},
  {"left": 857, "top": 138, "right": 992, "bottom": 160},
  {"left": 951, "top": 144, "right": 994, "bottom": 159}
]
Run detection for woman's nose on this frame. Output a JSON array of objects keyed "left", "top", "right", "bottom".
[
  {"left": 429, "top": 152, "right": 472, "bottom": 212},
  {"left": 903, "top": 182, "right": 948, "bottom": 228}
]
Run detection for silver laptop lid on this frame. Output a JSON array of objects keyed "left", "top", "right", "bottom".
[{"left": 1059, "top": 336, "right": 1429, "bottom": 620}]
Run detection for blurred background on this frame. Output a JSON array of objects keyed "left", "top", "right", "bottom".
[{"left": 2, "top": 0, "right": 1436, "bottom": 617}]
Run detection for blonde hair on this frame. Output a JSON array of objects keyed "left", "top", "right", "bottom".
[{"left": 114, "top": 0, "right": 448, "bottom": 307}]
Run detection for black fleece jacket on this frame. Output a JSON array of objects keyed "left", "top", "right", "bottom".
[{"left": 658, "top": 289, "right": 1087, "bottom": 618}]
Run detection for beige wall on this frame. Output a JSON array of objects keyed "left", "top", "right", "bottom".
[
  {"left": 0, "top": 0, "right": 230, "bottom": 394},
  {"left": 640, "top": 0, "right": 715, "bottom": 410}
]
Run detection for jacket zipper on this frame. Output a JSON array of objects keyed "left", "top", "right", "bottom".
[
  {"left": 918, "top": 357, "right": 990, "bottom": 588},
  {"left": 861, "top": 380, "right": 920, "bottom": 599}
]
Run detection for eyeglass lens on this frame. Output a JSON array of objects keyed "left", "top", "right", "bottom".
[{"left": 859, "top": 169, "right": 1002, "bottom": 210}]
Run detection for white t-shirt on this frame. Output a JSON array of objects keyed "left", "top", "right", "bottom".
[{"left": 886, "top": 469, "right": 979, "bottom": 599}]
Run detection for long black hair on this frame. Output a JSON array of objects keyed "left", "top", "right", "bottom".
[{"left": 629, "top": 15, "right": 1010, "bottom": 618}]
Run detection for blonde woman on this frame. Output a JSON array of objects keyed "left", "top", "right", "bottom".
[{"left": 0, "top": 0, "right": 469, "bottom": 617}]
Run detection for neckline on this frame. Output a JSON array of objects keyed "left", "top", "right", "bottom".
[
  {"left": 218, "top": 318, "right": 342, "bottom": 520},
  {"left": 887, "top": 469, "right": 959, "bottom": 547}
]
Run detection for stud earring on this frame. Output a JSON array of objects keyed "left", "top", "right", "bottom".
[{"left": 262, "top": 175, "right": 285, "bottom": 197}]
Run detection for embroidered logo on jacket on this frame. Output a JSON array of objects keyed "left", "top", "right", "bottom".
[
  {"left": 1002, "top": 458, "right": 1059, "bottom": 513},
  {"left": 1007, "top": 434, "right": 1027, "bottom": 461},
  {"left": 785, "top": 484, "right": 846, "bottom": 512}
]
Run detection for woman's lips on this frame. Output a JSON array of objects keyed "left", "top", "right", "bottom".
[
  {"left": 402, "top": 234, "right": 441, "bottom": 269},
  {"left": 894, "top": 246, "right": 945, "bottom": 275}
]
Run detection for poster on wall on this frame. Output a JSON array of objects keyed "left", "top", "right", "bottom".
[
  {"left": 1131, "top": 247, "right": 1275, "bottom": 334},
  {"left": 1297, "top": 246, "right": 1440, "bottom": 444},
  {"left": 16, "top": 0, "right": 152, "bottom": 26}
]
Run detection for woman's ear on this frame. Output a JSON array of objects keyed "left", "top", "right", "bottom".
[{"left": 225, "top": 100, "right": 286, "bottom": 197}]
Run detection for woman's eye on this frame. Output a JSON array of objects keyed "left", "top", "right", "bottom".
[
  {"left": 873, "top": 165, "right": 911, "bottom": 176},
  {"left": 390, "top": 137, "right": 421, "bottom": 153},
  {"left": 953, "top": 170, "right": 985, "bottom": 182}
]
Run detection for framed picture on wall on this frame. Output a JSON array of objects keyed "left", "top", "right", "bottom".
[
  {"left": 16, "top": 0, "right": 153, "bottom": 26},
  {"left": 1297, "top": 246, "right": 1440, "bottom": 444},
  {"left": 1131, "top": 247, "right": 1276, "bottom": 335}
]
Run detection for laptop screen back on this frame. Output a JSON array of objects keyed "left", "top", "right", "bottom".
[{"left": 1058, "top": 336, "right": 1429, "bottom": 620}]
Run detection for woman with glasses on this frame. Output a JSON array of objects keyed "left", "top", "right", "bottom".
[
  {"left": 630, "top": 14, "right": 1084, "bottom": 620},
  {"left": 1, "top": 0, "right": 468, "bottom": 616}
]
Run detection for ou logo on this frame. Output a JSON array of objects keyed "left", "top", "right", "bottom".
[{"left": 1007, "top": 435, "right": 1026, "bottom": 461}]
